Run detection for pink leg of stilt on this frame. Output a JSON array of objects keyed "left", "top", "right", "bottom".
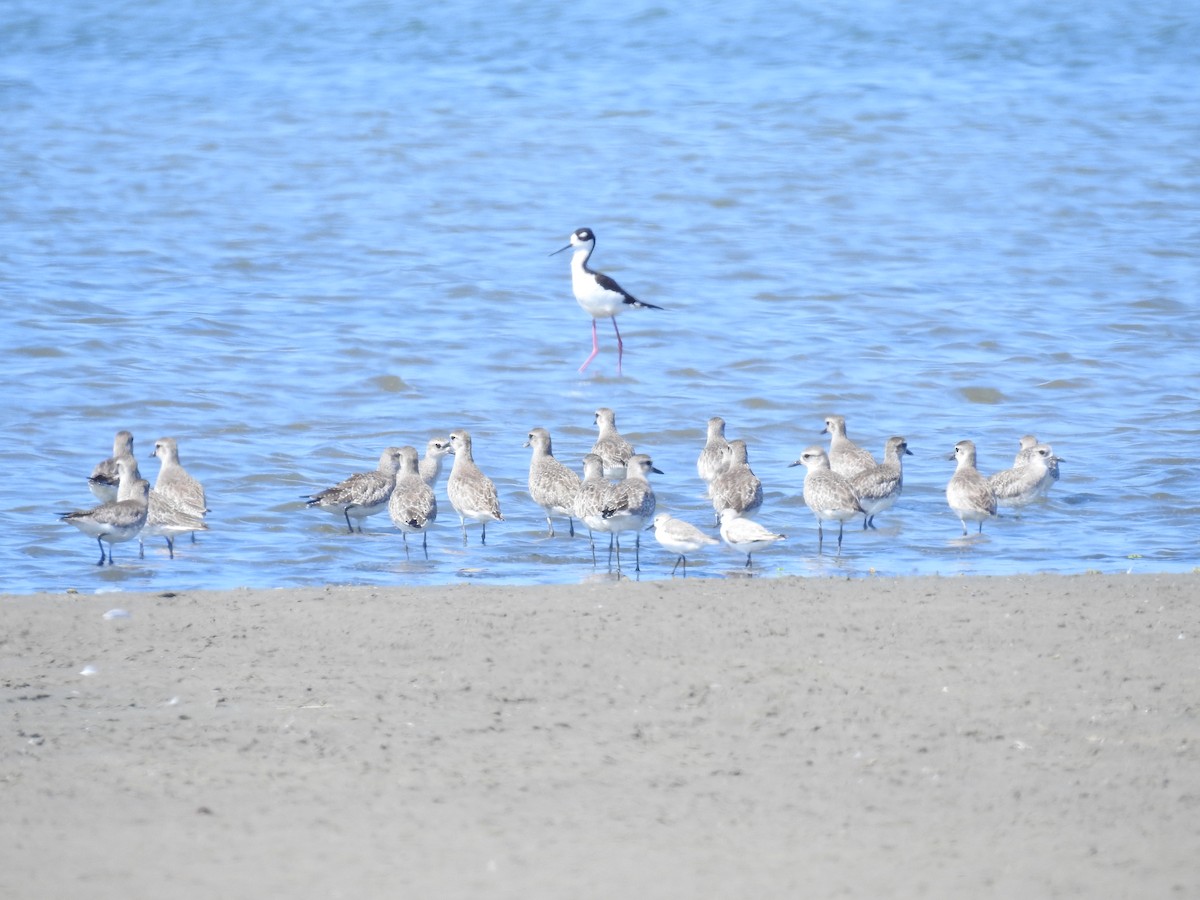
[
  {"left": 611, "top": 317, "right": 624, "bottom": 376},
  {"left": 579, "top": 318, "right": 601, "bottom": 373}
]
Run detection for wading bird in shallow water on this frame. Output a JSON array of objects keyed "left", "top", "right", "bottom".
[
  {"left": 60, "top": 479, "right": 150, "bottom": 566},
  {"left": 946, "top": 439, "right": 996, "bottom": 535},
  {"left": 303, "top": 447, "right": 402, "bottom": 534},
  {"left": 648, "top": 513, "right": 718, "bottom": 576},
  {"left": 447, "top": 430, "right": 504, "bottom": 546},
  {"left": 718, "top": 508, "right": 786, "bottom": 569},
  {"left": 790, "top": 445, "right": 863, "bottom": 554},
  {"left": 551, "top": 227, "right": 663, "bottom": 375}
]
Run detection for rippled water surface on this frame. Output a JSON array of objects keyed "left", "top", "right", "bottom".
[{"left": 3, "top": 0, "right": 1198, "bottom": 593}]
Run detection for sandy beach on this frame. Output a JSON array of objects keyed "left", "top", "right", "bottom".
[{"left": 2, "top": 573, "right": 1197, "bottom": 899}]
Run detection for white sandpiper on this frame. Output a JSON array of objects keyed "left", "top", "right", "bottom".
[
  {"left": 718, "top": 508, "right": 786, "bottom": 569},
  {"left": 648, "top": 513, "right": 718, "bottom": 576},
  {"left": 551, "top": 227, "right": 663, "bottom": 375}
]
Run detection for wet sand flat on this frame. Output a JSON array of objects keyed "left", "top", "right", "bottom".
[{"left": 2, "top": 573, "right": 1197, "bottom": 898}]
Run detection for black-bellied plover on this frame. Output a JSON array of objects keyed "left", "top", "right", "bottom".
[
  {"left": 1013, "top": 435, "right": 1039, "bottom": 465},
  {"left": 150, "top": 437, "right": 207, "bottom": 542},
  {"left": 708, "top": 438, "right": 763, "bottom": 525},
  {"left": 1011, "top": 434, "right": 1061, "bottom": 497},
  {"left": 389, "top": 445, "right": 438, "bottom": 556},
  {"left": 60, "top": 478, "right": 150, "bottom": 566},
  {"left": 988, "top": 443, "right": 1062, "bottom": 510},
  {"left": 420, "top": 436, "right": 453, "bottom": 487},
  {"left": 88, "top": 430, "right": 135, "bottom": 502},
  {"left": 848, "top": 436, "right": 912, "bottom": 530},
  {"left": 573, "top": 452, "right": 610, "bottom": 564},
  {"left": 718, "top": 508, "right": 786, "bottom": 568},
  {"left": 551, "top": 227, "right": 664, "bottom": 375},
  {"left": 790, "top": 445, "right": 863, "bottom": 554},
  {"left": 822, "top": 415, "right": 877, "bottom": 479},
  {"left": 599, "top": 453, "right": 660, "bottom": 572},
  {"left": 946, "top": 439, "right": 997, "bottom": 535},
  {"left": 525, "top": 426, "right": 582, "bottom": 537},
  {"left": 696, "top": 416, "right": 730, "bottom": 495},
  {"left": 150, "top": 437, "right": 206, "bottom": 515},
  {"left": 648, "top": 513, "right": 718, "bottom": 576},
  {"left": 447, "top": 430, "right": 504, "bottom": 545},
  {"left": 117, "top": 457, "right": 207, "bottom": 559},
  {"left": 590, "top": 407, "right": 635, "bottom": 478},
  {"left": 303, "top": 447, "right": 401, "bottom": 533}
]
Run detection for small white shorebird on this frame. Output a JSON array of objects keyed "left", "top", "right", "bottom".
[
  {"left": 791, "top": 445, "right": 864, "bottom": 554},
  {"left": 552, "top": 227, "right": 663, "bottom": 375},
  {"left": 447, "top": 430, "right": 504, "bottom": 545},
  {"left": 525, "top": 426, "right": 582, "bottom": 537},
  {"left": 718, "top": 508, "right": 786, "bottom": 569},
  {"left": 849, "top": 436, "right": 913, "bottom": 530},
  {"left": 822, "top": 415, "right": 877, "bottom": 479},
  {"left": 389, "top": 445, "right": 438, "bottom": 556},
  {"left": 303, "top": 447, "right": 402, "bottom": 533},
  {"left": 988, "top": 442, "right": 1063, "bottom": 511},
  {"left": 648, "top": 513, "right": 718, "bottom": 576},
  {"left": 88, "top": 430, "right": 135, "bottom": 502},
  {"left": 599, "top": 453, "right": 661, "bottom": 572},
  {"left": 60, "top": 478, "right": 150, "bottom": 566},
  {"left": 946, "top": 439, "right": 997, "bottom": 535}
]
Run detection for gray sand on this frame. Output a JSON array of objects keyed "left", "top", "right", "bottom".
[{"left": 2, "top": 573, "right": 1197, "bottom": 898}]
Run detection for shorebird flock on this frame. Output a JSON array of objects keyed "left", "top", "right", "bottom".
[
  {"left": 60, "top": 411, "right": 1063, "bottom": 573},
  {"left": 61, "top": 433, "right": 209, "bottom": 565},
  {"left": 57, "top": 229, "right": 1063, "bottom": 572}
]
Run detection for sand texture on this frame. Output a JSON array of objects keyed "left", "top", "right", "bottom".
[{"left": 2, "top": 573, "right": 1198, "bottom": 898}]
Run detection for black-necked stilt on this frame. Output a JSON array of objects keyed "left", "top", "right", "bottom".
[{"left": 551, "top": 227, "right": 663, "bottom": 375}]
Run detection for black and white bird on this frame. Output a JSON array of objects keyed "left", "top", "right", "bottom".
[{"left": 551, "top": 227, "right": 663, "bottom": 375}]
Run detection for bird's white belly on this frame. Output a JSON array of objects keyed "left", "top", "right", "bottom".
[{"left": 572, "top": 273, "right": 623, "bottom": 319}]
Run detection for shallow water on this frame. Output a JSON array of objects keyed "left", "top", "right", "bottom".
[{"left": 3, "top": 0, "right": 1197, "bottom": 593}]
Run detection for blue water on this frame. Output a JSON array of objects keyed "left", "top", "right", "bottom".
[{"left": 3, "top": 0, "right": 1197, "bottom": 593}]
